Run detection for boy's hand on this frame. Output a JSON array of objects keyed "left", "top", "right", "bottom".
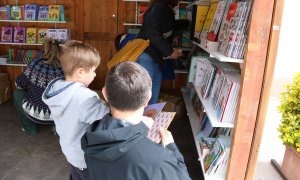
[
  {"left": 141, "top": 116, "right": 154, "bottom": 129},
  {"left": 159, "top": 128, "right": 174, "bottom": 147}
]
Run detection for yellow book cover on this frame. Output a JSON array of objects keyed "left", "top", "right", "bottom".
[
  {"left": 194, "top": 5, "right": 210, "bottom": 39},
  {"left": 202, "top": 2, "right": 218, "bottom": 33},
  {"left": 38, "top": 28, "right": 48, "bottom": 44},
  {"left": 26, "top": 28, "right": 37, "bottom": 44},
  {"left": 48, "top": 5, "right": 60, "bottom": 21}
]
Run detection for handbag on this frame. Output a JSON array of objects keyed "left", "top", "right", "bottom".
[{"left": 107, "top": 38, "right": 150, "bottom": 69}]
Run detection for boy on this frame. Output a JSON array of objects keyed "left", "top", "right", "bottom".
[
  {"left": 81, "top": 62, "right": 191, "bottom": 180},
  {"left": 42, "top": 40, "right": 109, "bottom": 180}
]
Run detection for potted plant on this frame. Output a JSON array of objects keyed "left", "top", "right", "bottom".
[{"left": 277, "top": 72, "right": 300, "bottom": 180}]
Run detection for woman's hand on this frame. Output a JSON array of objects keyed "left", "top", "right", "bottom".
[{"left": 169, "top": 49, "right": 183, "bottom": 59}]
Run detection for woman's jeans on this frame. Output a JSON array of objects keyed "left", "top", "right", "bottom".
[{"left": 136, "top": 53, "right": 162, "bottom": 105}]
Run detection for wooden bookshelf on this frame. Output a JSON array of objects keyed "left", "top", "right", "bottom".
[
  {"left": 123, "top": 23, "right": 142, "bottom": 26},
  {"left": 0, "top": 63, "right": 26, "bottom": 67},
  {"left": 182, "top": 88, "right": 226, "bottom": 180}
]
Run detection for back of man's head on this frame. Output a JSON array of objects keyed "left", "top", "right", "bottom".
[
  {"left": 59, "top": 40, "right": 100, "bottom": 77},
  {"left": 105, "top": 62, "right": 152, "bottom": 111}
]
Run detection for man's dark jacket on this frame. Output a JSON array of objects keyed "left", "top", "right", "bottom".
[{"left": 81, "top": 114, "right": 191, "bottom": 180}]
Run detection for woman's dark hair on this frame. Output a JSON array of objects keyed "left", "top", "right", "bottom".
[
  {"left": 42, "top": 38, "right": 61, "bottom": 67},
  {"left": 105, "top": 62, "right": 152, "bottom": 111}
]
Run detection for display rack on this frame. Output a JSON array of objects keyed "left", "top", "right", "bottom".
[
  {"left": 193, "top": 41, "right": 243, "bottom": 63},
  {"left": 182, "top": 88, "right": 225, "bottom": 180}
]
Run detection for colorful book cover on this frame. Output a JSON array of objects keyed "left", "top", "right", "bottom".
[
  {"left": 38, "top": 6, "right": 48, "bottom": 21},
  {"left": 1, "top": 27, "right": 13, "bottom": 42},
  {"left": 11, "top": 6, "right": 22, "bottom": 20},
  {"left": 147, "top": 112, "right": 176, "bottom": 143},
  {"left": 202, "top": 2, "right": 219, "bottom": 33},
  {"left": 207, "top": 0, "right": 226, "bottom": 41},
  {"left": 0, "top": 5, "right": 10, "bottom": 20},
  {"left": 24, "top": 4, "right": 38, "bottom": 21},
  {"left": 26, "top": 28, "right": 37, "bottom": 43},
  {"left": 56, "top": 29, "right": 69, "bottom": 42},
  {"left": 13, "top": 27, "right": 25, "bottom": 43},
  {"left": 48, "top": 5, "right": 60, "bottom": 21},
  {"left": 47, "top": 29, "right": 57, "bottom": 40},
  {"left": 60, "top": 5, "right": 65, "bottom": 21},
  {"left": 138, "top": 4, "right": 149, "bottom": 24},
  {"left": 38, "top": 28, "right": 48, "bottom": 44}
]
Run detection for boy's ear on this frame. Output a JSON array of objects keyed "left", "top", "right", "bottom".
[
  {"left": 143, "top": 93, "right": 151, "bottom": 107},
  {"left": 102, "top": 87, "right": 109, "bottom": 102},
  {"left": 77, "top": 68, "right": 85, "bottom": 77}
]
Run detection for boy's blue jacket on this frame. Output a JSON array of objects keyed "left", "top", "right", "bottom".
[
  {"left": 81, "top": 114, "right": 191, "bottom": 180},
  {"left": 42, "top": 77, "right": 109, "bottom": 169}
]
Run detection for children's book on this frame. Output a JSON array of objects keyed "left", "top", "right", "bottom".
[
  {"left": 38, "top": 28, "right": 48, "bottom": 44},
  {"left": 60, "top": 5, "right": 65, "bottom": 21},
  {"left": 38, "top": 6, "right": 48, "bottom": 21},
  {"left": 138, "top": 4, "right": 149, "bottom": 24},
  {"left": 26, "top": 28, "right": 37, "bottom": 43},
  {"left": 13, "top": 27, "right": 25, "bottom": 43},
  {"left": 144, "top": 102, "right": 176, "bottom": 143},
  {"left": 24, "top": 4, "right": 38, "bottom": 21},
  {"left": 47, "top": 29, "right": 57, "bottom": 40},
  {"left": 48, "top": 5, "right": 60, "bottom": 21},
  {"left": 0, "top": 5, "right": 10, "bottom": 20},
  {"left": 11, "top": 6, "right": 22, "bottom": 20},
  {"left": 56, "top": 29, "right": 70, "bottom": 42},
  {"left": 193, "top": 4, "right": 210, "bottom": 41},
  {"left": 1, "top": 27, "right": 13, "bottom": 42}
]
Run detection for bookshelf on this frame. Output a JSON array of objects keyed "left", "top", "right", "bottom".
[
  {"left": 122, "top": 0, "right": 149, "bottom": 28},
  {"left": 123, "top": 23, "right": 142, "bottom": 26},
  {"left": 0, "top": 42, "right": 42, "bottom": 46},
  {"left": 0, "top": 20, "right": 66, "bottom": 23},
  {"left": 182, "top": 88, "right": 225, "bottom": 180},
  {"left": 193, "top": 41, "right": 243, "bottom": 63},
  {"left": 179, "top": 0, "right": 277, "bottom": 179}
]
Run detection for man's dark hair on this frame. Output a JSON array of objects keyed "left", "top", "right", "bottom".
[{"left": 105, "top": 62, "right": 152, "bottom": 111}]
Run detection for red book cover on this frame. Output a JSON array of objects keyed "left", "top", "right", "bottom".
[{"left": 138, "top": 4, "right": 149, "bottom": 24}]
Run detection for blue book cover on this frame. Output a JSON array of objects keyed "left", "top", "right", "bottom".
[
  {"left": 24, "top": 4, "right": 38, "bottom": 20},
  {"left": 38, "top": 6, "right": 48, "bottom": 21},
  {"left": 59, "top": 5, "right": 65, "bottom": 21}
]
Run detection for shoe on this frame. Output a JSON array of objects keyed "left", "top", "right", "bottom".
[{"left": 22, "top": 127, "right": 38, "bottom": 135}]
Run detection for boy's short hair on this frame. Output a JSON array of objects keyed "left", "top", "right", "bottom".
[
  {"left": 105, "top": 62, "right": 152, "bottom": 111},
  {"left": 59, "top": 40, "right": 100, "bottom": 76}
]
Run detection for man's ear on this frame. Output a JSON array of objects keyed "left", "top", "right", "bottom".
[{"left": 102, "top": 87, "right": 109, "bottom": 102}]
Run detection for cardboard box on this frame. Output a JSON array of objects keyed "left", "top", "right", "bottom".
[{"left": 0, "top": 73, "right": 12, "bottom": 105}]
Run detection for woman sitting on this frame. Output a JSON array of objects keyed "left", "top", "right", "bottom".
[{"left": 13, "top": 38, "right": 64, "bottom": 135}]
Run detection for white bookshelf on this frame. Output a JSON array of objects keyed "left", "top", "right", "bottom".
[
  {"left": 193, "top": 41, "right": 243, "bottom": 63},
  {"left": 192, "top": 83, "right": 234, "bottom": 128},
  {"left": 123, "top": 23, "right": 142, "bottom": 26},
  {"left": 182, "top": 88, "right": 225, "bottom": 180},
  {"left": 0, "top": 42, "right": 42, "bottom": 46},
  {"left": 0, "top": 20, "right": 67, "bottom": 23}
]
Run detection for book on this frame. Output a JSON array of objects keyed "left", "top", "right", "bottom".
[
  {"left": 193, "top": 4, "right": 210, "bottom": 41},
  {"left": 0, "top": 5, "right": 10, "bottom": 20},
  {"left": 37, "top": 28, "right": 48, "bottom": 44},
  {"left": 198, "top": 115, "right": 214, "bottom": 137},
  {"left": 24, "top": 4, "right": 38, "bottom": 21},
  {"left": 200, "top": 1, "right": 219, "bottom": 41},
  {"left": 138, "top": 4, "right": 149, "bottom": 24},
  {"left": 13, "top": 27, "right": 26, "bottom": 43},
  {"left": 47, "top": 29, "right": 58, "bottom": 39},
  {"left": 48, "top": 5, "right": 60, "bottom": 21},
  {"left": 56, "top": 29, "right": 70, "bottom": 42},
  {"left": 11, "top": 6, "right": 22, "bottom": 20},
  {"left": 207, "top": 0, "right": 226, "bottom": 41},
  {"left": 38, "top": 6, "right": 48, "bottom": 21},
  {"left": 144, "top": 102, "right": 176, "bottom": 143},
  {"left": 1, "top": 27, "right": 13, "bottom": 42},
  {"left": 60, "top": 5, "right": 65, "bottom": 21},
  {"left": 203, "top": 138, "right": 223, "bottom": 174},
  {"left": 26, "top": 28, "right": 37, "bottom": 43},
  {"left": 188, "top": 56, "right": 199, "bottom": 83}
]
